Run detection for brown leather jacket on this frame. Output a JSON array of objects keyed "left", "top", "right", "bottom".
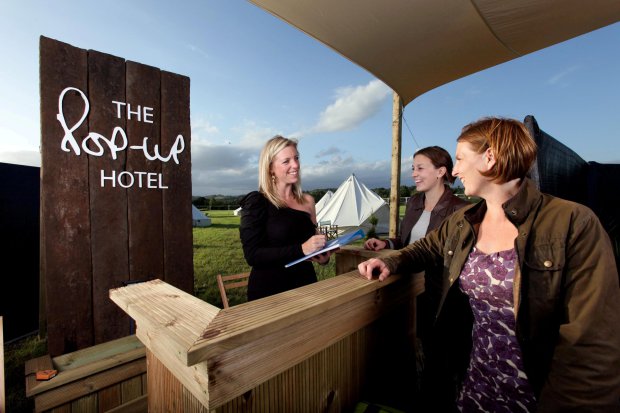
[
  {"left": 385, "top": 185, "right": 470, "bottom": 248},
  {"left": 382, "top": 178, "right": 620, "bottom": 412}
]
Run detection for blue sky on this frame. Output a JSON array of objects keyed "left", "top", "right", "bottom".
[{"left": 1, "top": 1, "right": 618, "bottom": 195}]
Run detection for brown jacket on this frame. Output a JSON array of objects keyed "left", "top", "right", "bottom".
[{"left": 382, "top": 178, "right": 620, "bottom": 412}]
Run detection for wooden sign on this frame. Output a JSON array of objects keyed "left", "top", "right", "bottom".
[{"left": 40, "top": 36, "right": 193, "bottom": 356}]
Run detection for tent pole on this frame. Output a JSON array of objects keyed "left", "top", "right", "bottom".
[{"left": 389, "top": 92, "right": 403, "bottom": 238}]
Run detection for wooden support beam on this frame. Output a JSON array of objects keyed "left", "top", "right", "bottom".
[{"left": 390, "top": 92, "right": 403, "bottom": 238}]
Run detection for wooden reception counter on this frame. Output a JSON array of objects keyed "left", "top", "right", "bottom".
[{"left": 110, "top": 247, "right": 423, "bottom": 412}]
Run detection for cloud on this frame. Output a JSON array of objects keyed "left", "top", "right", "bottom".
[
  {"left": 186, "top": 43, "right": 209, "bottom": 59},
  {"left": 191, "top": 118, "right": 220, "bottom": 144},
  {"left": 313, "top": 79, "right": 391, "bottom": 133},
  {"left": 315, "top": 146, "right": 342, "bottom": 158},
  {"left": 547, "top": 66, "right": 579, "bottom": 86},
  {"left": 0, "top": 150, "right": 41, "bottom": 167}
]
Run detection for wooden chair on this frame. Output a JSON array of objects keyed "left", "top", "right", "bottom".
[
  {"left": 216, "top": 272, "right": 250, "bottom": 309},
  {"left": 318, "top": 220, "right": 339, "bottom": 240}
]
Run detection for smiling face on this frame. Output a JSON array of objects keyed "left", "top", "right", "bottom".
[
  {"left": 412, "top": 153, "right": 446, "bottom": 192},
  {"left": 270, "top": 144, "right": 300, "bottom": 185},
  {"left": 452, "top": 141, "right": 490, "bottom": 196}
]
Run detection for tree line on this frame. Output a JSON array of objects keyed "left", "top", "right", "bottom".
[{"left": 192, "top": 185, "right": 465, "bottom": 210}]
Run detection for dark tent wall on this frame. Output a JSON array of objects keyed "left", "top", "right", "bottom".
[
  {"left": 0, "top": 162, "right": 40, "bottom": 342},
  {"left": 525, "top": 115, "right": 620, "bottom": 276}
]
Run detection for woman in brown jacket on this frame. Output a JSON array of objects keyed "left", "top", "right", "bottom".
[{"left": 359, "top": 118, "right": 620, "bottom": 412}]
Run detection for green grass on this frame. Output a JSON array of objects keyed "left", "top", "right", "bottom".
[{"left": 3, "top": 335, "right": 47, "bottom": 412}]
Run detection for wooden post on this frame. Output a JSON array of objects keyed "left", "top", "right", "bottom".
[
  {"left": 389, "top": 92, "right": 403, "bottom": 238},
  {"left": 39, "top": 36, "right": 193, "bottom": 355}
]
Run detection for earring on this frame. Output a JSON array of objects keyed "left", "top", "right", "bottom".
[{"left": 271, "top": 175, "right": 276, "bottom": 184}]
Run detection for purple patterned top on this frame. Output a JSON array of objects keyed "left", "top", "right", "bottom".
[{"left": 456, "top": 247, "right": 536, "bottom": 413}]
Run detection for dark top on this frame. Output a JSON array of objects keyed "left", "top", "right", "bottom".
[{"left": 239, "top": 191, "right": 317, "bottom": 300}]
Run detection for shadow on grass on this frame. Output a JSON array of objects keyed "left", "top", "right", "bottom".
[{"left": 207, "top": 223, "right": 240, "bottom": 229}]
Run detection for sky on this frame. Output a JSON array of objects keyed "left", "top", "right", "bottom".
[{"left": 1, "top": 1, "right": 619, "bottom": 196}]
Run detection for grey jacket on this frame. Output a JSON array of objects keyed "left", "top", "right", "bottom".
[{"left": 382, "top": 178, "right": 620, "bottom": 412}]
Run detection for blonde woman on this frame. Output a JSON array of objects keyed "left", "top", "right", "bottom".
[{"left": 239, "top": 136, "right": 331, "bottom": 300}]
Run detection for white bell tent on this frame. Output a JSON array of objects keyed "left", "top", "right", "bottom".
[
  {"left": 315, "top": 190, "right": 334, "bottom": 215},
  {"left": 316, "top": 174, "right": 389, "bottom": 234},
  {"left": 192, "top": 205, "right": 212, "bottom": 227}
]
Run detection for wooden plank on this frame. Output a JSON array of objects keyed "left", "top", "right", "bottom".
[
  {"left": 189, "top": 270, "right": 402, "bottom": 363},
  {"left": 217, "top": 332, "right": 368, "bottom": 412},
  {"left": 205, "top": 279, "right": 410, "bottom": 407},
  {"left": 70, "top": 393, "right": 97, "bottom": 413},
  {"left": 29, "top": 346, "right": 145, "bottom": 396},
  {"left": 120, "top": 376, "right": 143, "bottom": 404},
  {"left": 50, "top": 403, "right": 71, "bottom": 413},
  {"left": 141, "top": 373, "right": 146, "bottom": 395},
  {"left": 25, "top": 355, "right": 53, "bottom": 397},
  {"left": 110, "top": 280, "right": 219, "bottom": 366},
  {"left": 111, "top": 273, "right": 413, "bottom": 410},
  {"left": 146, "top": 351, "right": 185, "bottom": 411},
  {"left": 28, "top": 336, "right": 144, "bottom": 396},
  {"left": 40, "top": 35, "right": 93, "bottom": 356},
  {"left": 33, "top": 358, "right": 145, "bottom": 412},
  {"left": 52, "top": 335, "right": 143, "bottom": 372},
  {"left": 126, "top": 61, "right": 164, "bottom": 283},
  {"left": 87, "top": 49, "right": 131, "bottom": 344},
  {"left": 97, "top": 384, "right": 121, "bottom": 412},
  {"left": 112, "top": 282, "right": 216, "bottom": 404},
  {"left": 161, "top": 71, "right": 193, "bottom": 294},
  {"left": 105, "top": 394, "right": 147, "bottom": 413}
]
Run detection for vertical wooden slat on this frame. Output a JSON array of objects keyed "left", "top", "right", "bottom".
[
  {"left": 97, "top": 385, "right": 121, "bottom": 413},
  {"left": 88, "top": 49, "right": 131, "bottom": 344},
  {"left": 126, "top": 62, "right": 163, "bottom": 282},
  {"left": 147, "top": 350, "right": 181, "bottom": 412},
  {"left": 120, "top": 376, "right": 142, "bottom": 404},
  {"left": 161, "top": 71, "right": 193, "bottom": 294},
  {"left": 40, "top": 36, "right": 93, "bottom": 356},
  {"left": 70, "top": 393, "right": 97, "bottom": 413}
]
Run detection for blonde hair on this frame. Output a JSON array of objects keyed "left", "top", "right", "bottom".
[
  {"left": 258, "top": 135, "right": 305, "bottom": 208},
  {"left": 457, "top": 117, "right": 537, "bottom": 184}
]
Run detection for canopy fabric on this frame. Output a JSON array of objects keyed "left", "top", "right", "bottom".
[
  {"left": 316, "top": 174, "right": 389, "bottom": 234},
  {"left": 248, "top": 0, "right": 620, "bottom": 105}
]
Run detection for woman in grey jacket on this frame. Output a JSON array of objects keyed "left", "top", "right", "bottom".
[{"left": 358, "top": 117, "right": 620, "bottom": 412}]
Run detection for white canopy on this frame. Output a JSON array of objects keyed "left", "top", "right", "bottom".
[
  {"left": 249, "top": 0, "right": 620, "bottom": 105},
  {"left": 192, "top": 205, "right": 212, "bottom": 227},
  {"left": 316, "top": 174, "right": 389, "bottom": 234},
  {"left": 315, "top": 190, "right": 334, "bottom": 214}
]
